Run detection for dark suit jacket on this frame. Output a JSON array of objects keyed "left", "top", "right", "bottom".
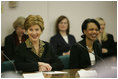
[
  {"left": 14, "top": 41, "right": 64, "bottom": 72},
  {"left": 69, "top": 39, "right": 102, "bottom": 69},
  {"left": 50, "top": 33, "right": 76, "bottom": 56},
  {"left": 101, "top": 34, "right": 117, "bottom": 58},
  {"left": 4, "top": 31, "right": 28, "bottom": 60}
]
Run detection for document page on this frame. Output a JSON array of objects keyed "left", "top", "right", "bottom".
[
  {"left": 23, "top": 72, "right": 44, "bottom": 78},
  {"left": 43, "top": 71, "right": 68, "bottom": 74}
]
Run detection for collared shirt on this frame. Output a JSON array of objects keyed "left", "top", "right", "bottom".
[
  {"left": 62, "top": 35, "right": 69, "bottom": 44},
  {"left": 25, "top": 38, "right": 45, "bottom": 57}
]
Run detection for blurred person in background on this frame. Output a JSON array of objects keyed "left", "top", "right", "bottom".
[
  {"left": 96, "top": 17, "right": 117, "bottom": 59},
  {"left": 4, "top": 16, "right": 28, "bottom": 60},
  {"left": 50, "top": 15, "right": 76, "bottom": 56}
]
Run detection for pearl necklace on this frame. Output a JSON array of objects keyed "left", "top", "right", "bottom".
[{"left": 19, "top": 40, "right": 22, "bottom": 43}]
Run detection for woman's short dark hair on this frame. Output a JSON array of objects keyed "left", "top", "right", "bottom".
[
  {"left": 81, "top": 18, "right": 100, "bottom": 38},
  {"left": 55, "top": 15, "right": 70, "bottom": 34}
]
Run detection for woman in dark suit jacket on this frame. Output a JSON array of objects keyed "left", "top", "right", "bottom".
[
  {"left": 4, "top": 17, "right": 28, "bottom": 60},
  {"left": 15, "top": 15, "right": 63, "bottom": 72},
  {"left": 50, "top": 15, "right": 76, "bottom": 56},
  {"left": 69, "top": 18, "right": 102, "bottom": 69},
  {"left": 96, "top": 17, "right": 117, "bottom": 58}
]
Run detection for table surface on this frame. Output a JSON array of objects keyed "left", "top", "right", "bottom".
[
  {"left": 43, "top": 69, "right": 79, "bottom": 78},
  {"left": 23, "top": 68, "right": 95, "bottom": 78}
]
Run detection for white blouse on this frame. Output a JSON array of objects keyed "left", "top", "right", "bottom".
[
  {"left": 89, "top": 51, "right": 95, "bottom": 65},
  {"left": 62, "top": 35, "right": 68, "bottom": 44}
]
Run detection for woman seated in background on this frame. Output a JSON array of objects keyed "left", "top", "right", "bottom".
[
  {"left": 96, "top": 17, "right": 117, "bottom": 58},
  {"left": 4, "top": 16, "right": 28, "bottom": 60},
  {"left": 14, "top": 15, "right": 64, "bottom": 72},
  {"left": 69, "top": 18, "right": 102, "bottom": 69},
  {"left": 50, "top": 15, "right": 76, "bottom": 56}
]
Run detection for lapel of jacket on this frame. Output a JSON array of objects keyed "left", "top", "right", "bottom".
[
  {"left": 68, "top": 34, "right": 72, "bottom": 45},
  {"left": 93, "top": 40, "right": 100, "bottom": 62},
  {"left": 58, "top": 33, "right": 69, "bottom": 45},
  {"left": 12, "top": 31, "right": 17, "bottom": 48},
  {"left": 26, "top": 43, "right": 47, "bottom": 62},
  {"left": 26, "top": 48, "right": 41, "bottom": 60},
  {"left": 79, "top": 39, "right": 91, "bottom": 64}
]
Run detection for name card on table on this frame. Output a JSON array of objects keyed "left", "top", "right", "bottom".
[{"left": 78, "top": 69, "right": 97, "bottom": 78}]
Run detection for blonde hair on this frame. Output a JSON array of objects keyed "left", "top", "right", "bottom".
[
  {"left": 24, "top": 15, "right": 44, "bottom": 32},
  {"left": 13, "top": 16, "right": 26, "bottom": 29},
  {"left": 96, "top": 17, "right": 108, "bottom": 41}
]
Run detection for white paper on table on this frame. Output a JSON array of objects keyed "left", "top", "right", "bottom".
[
  {"left": 78, "top": 69, "right": 97, "bottom": 78},
  {"left": 23, "top": 72, "right": 44, "bottom": 78},
  {"left": 43, "top": 71, "right": 68, "bottom": 74}
]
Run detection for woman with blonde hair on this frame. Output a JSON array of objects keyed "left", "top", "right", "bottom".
[
  {"left": 4, "top": 16, "right": 28, "bottom": 60},
  {"left": 14, "top": 15, "right": 63, "bottom": 72},
  {"left": 96, "top": 17, "right": 116, "bottom": 58}
]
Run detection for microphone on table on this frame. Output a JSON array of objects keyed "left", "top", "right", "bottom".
[
  {"left": 1, "top": 51, "right": 23, "bottom": 78},
  {"left": 77, "top": 42, "right": 110, "bottom": 76},
  {"left": 77, "top": 42, "right": 117, "bottom": 77},
  {"left": 77, "top": 42, "right": 106, "bottom": 67}
]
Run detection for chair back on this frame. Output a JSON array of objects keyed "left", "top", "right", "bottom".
[
  {"left": 58, "top": 55, "right": 70, "bottom": 69},
  {"left": 1, "top": 60, "right": 15, "bottom": 72}
]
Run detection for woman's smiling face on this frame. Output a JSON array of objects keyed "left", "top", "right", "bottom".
[
  {"left": 84, "top": 22, "right": 99, "bottom": 41},
  {"left": 27, "top": 25, "right": 42, "bottom": 42}
]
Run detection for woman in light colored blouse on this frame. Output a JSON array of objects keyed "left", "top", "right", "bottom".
[
  {"left": 69, "top": 18, "right": 102, "bottom": 69},
  {"left": 50, "top": 15, "right": 76, "bottom": 56}
]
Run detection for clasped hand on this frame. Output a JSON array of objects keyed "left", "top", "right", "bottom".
[
  {"left": 102, "top": 48, "right": 108, "bottom": 53},
  {"left": 38, "top": 62, "right": 52, "bottom": 72},
  {"left": 63, "top": 50, "right": 70, "bottom": 55}
]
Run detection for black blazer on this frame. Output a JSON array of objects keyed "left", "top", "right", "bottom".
[
  {"left": 50, "top": 33, "right": 76, "bottom": 56},
  {"left": 69, "top": 39, "right": 102, "bottom": 69},
  {"left": 14, "top": 41, "right": 64, "bottom": 72},
  {"left": 101, "top": 34, "right": 117, "bottom": 58},
  {"left": 4, "top": 31, "right": 28, "bottom": 60}
]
